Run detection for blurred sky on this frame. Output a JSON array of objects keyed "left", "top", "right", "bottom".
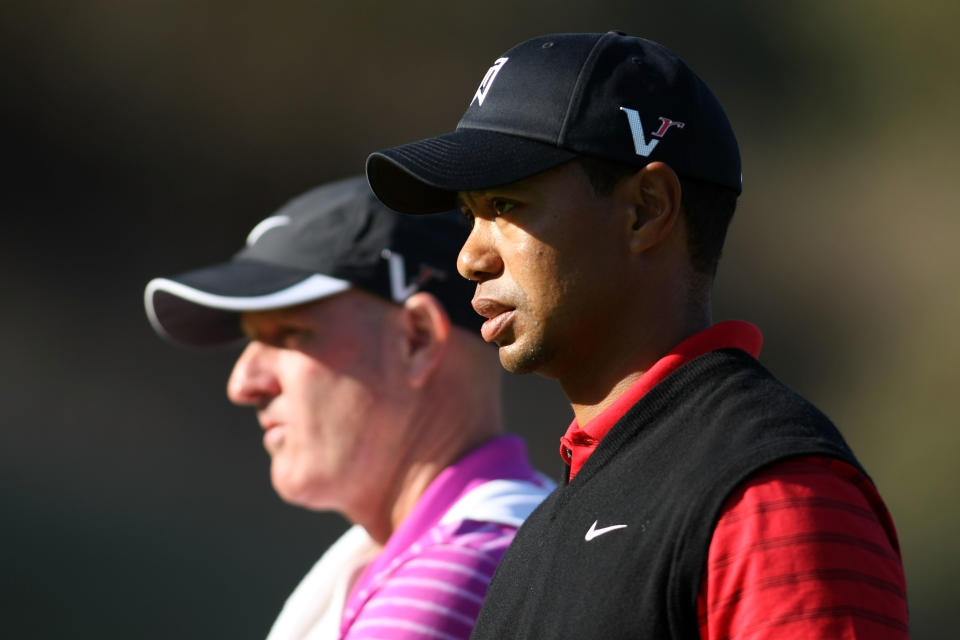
[{"left": 2, "top": 1, "right": 958, "bottom": 638}]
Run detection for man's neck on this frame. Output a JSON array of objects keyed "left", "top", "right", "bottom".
[
  {"left": 562, "top": 312, "right": 711, "bottom": 427},
  {"left": 362, "top": 389, "right": 503, "bottom": 545},
  {"left": 381, "top": 429, "right": 499, "bottom": 543}
]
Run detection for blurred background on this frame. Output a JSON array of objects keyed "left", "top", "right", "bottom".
[{"left": 2, "top": 1, "right": 957, "bottom": 637}]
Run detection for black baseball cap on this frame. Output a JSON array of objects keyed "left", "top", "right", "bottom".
[
  {"left": 366, "top": 31, "right": 741, "bottom": 214},
  {"left": 144, "top": 176, "right": 479, "bottom": 347}
]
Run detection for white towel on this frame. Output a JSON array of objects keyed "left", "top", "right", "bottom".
[{"left": 266, "top": 525, "right": 380, "bottom": 640}]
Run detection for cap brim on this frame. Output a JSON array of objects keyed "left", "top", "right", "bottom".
[
  {"left": 366, "top": 128, "right": 577, "bottom": 214},
  {"left": 144, "top": 259, "right": 350, "bottom": 347}
]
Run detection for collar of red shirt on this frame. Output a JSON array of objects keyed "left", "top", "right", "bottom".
[{"left": 560, "top": 320, "right": 763, "bottom": 481}]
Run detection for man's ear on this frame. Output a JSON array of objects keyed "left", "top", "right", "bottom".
[
  {"left": 618, "top": 161, "right": 683, "bottom": 254},
  {"left": 397, "top": 291, "right": 451, "bottom": 388}
]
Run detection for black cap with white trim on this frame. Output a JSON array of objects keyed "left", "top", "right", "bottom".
[
  {"left": 144, "top": 176, "right": 478, "bottom": 347},
  {"left": 366, "top": 31, "right": 741, "bottom": 214}
]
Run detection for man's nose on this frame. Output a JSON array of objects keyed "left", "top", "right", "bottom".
[
  {"left": 226, "top": 341, "right": 280, "bottom": 407},
  {"left": 457, "top": 222, "right": 503, "bottom": 282}
]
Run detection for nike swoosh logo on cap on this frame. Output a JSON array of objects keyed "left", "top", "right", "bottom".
[
  {"left": 585, "top": 520, "right": 628, "bottom": 541},
  {"left": 246, "top": 215, "right": 291, "bottom": 246}
]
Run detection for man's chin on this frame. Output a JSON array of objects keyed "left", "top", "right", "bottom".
[
  {"left": 271, "top": 467, "right": 305, "bottom": 506},
  {"left": 498, "top": 341, "right": 549, "bottom": 376}
]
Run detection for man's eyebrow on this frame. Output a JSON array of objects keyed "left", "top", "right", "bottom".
[
  {"left": 456, "top": 191, "right": 489, "bottom": 209},
  {"left": 456, "top": 190, "right": 497, "bottom": 210},
  {"left": 239, "top": 320, "right": 259, "bottom": 341},
  {"left": 239, "top": 312, "right": 282, "bottom": 341}
]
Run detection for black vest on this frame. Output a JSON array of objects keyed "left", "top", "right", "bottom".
[{"left": 470, "top": 349, "right": 862, "bottom": 640}]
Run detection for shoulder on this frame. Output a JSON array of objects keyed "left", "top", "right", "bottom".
[
  {"left": 344, "top": 521, "right": 517, "bottom": 640},
  {"left": 699, "top": 456, "right": 909, "bottom": 639},
  {"left": 439, "top": 476, "right": 556, "bottom": 528},
  {"left": 714, "top": 456, "right": 900, "bottom": 550}
]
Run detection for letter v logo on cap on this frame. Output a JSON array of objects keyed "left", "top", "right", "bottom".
[
  {"left": 620, "top": 107, "right": 685, "bottom": 157},
  {"left": 382, "top": 249, "right": 447, "bottom": 303}
]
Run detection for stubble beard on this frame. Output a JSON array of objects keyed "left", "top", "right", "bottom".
[{"left": 497, "top": 327, "right": 555, "bottom": 376}]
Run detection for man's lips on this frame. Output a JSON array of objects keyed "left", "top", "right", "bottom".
[
  {"left": 472, "top": 297, "right": 516, "bottom": 343},
  {"left": 480, "top": 310, "right": 516, "bottom": 343},
  {"left": 259, "top": 419, "right": 286, "bottom": 450},
  {"left": 259, "top": 418, "right": 281, "bottom": 432},
  {"left": 260, "top": 422, "right": 287, "bottom": 453}
]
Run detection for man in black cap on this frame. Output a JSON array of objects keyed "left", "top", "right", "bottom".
[
  {"left": 144, "top": 176, "right": 553, "bottom": 640},
  {"left": 367, "top": 32, "right": 909, "bottom": 639}
]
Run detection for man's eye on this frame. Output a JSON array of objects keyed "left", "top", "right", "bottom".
[
  {"left": 460, "top": 208, "right": 475, "bottom": 226},
  {"left": 492, "top": 199, "right": 515, "bottom": 215},
  {"left": 274, "top": 327, "right": 309, "bottom": 348}
]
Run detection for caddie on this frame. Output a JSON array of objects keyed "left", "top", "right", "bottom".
[{"left": 145, "top": 176, "right": 553, "bottom": 639}]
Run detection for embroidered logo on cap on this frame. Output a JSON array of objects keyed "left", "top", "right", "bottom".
[
  {"left": 471, "top": 57, "right": 509, "bottom": 106},
  {"left": 246, "top": 215, "right": 291, "bottom": 246},
  {"left": 382, "top": 249, "right": 447, "bottom": 302},
  {"left": 620, "top": 107, "right": 685, "bottom": 157}
]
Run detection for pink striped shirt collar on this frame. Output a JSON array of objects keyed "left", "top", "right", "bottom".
[{"left": 344, "top": 434, "right": 538, "bottom": 612}]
